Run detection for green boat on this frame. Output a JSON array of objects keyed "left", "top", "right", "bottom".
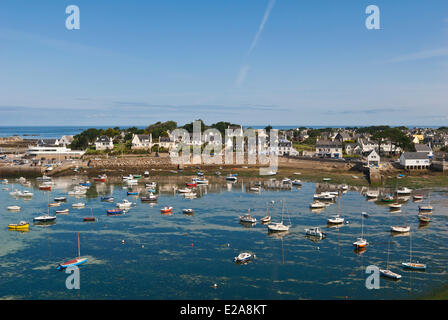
[
  {"left": 133, "top": 175, "right": 142, "bottom": 179},
  {"left": 381, "top": 196, "right": 395, "bottom": 202}
]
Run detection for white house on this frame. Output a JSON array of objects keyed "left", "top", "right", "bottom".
[
  {"left": 400, "top": 152, "right": 430, "bottom": 170},
  {"left": 367, "top": 150, "right": 380, "bottom": 166},
  {"left": 158, "top": 136, "right": 176, "bottom": 150},
  {"left": 278, "top": 139, "right": 299, "bottom": 156},
  {"left": 131, "top": 134, "right": 152, "bottom": 150},
  {"left": 59, "top": 135, "right": 74, "bottom": 147},
  {"left": 95, "top": 136, "right": 114, "bottom": 151}
]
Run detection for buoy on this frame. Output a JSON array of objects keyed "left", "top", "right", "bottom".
[
  {"left": 227, "top": 243, "right": 230, "bottom": 247},
  {"left": 121, "top": 240, "right": 125, "bottom": 244},
  {"left": 212, "top": 283, "right": 218, "bottom": 288},
  {"left": 142, "top": 245, "right": 144, "bottom": 248}
]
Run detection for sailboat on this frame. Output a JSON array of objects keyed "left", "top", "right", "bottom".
[
  {"left": 379, "top": 236, "right": 402, "bottom": 280},
  {"left": 57, "top": 232, "right": 88, "bottom": 270},
  {"left": 83, "top": 208, "right": 96, "bottom": 222},
  {"left": 390, "top": 209, "right": 410, "bottom": 233},
  {"left": 267, "top": 199, "right": 291, "bottom": 233},
  {"left": 402, "top": 231, "right": 426, "bottom": 270},
  {"left": 260, "top": 202, "right": 271, "bottom": 224},
  {"left": 328, "top": 191, "right": 344, "bottom": 224},
  {"left": 353, "top": 212, "right": 369, "bottom": 249},
  {"left": 418, "top": 192, "right": 433, "bottom": 213}
]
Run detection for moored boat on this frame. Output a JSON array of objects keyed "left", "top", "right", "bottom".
[
  {"left": 160, "top": 206, "right": 173, "bottom": 214},
  {"left": 107, "top": 209, "right": 123, "bottom": 216},
  {"left": 234, "top": 252, "right": 253, "bottom": 263},
  {"left": 8, "top": 221, "right": 29, "bottom": 231}
]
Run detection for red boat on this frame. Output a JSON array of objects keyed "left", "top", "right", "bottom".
[
  {"left": 39, "top": 185, "right": 52, "bottom": 191},
  {"left": 160, "top": 207, "right": 173, "bottom": 214},
  {"left": 94, "top": 175, "right": 107, "bottom": 183},
  {"left": 83, "top": 217, "right": 96, "bottom": 222},
  {"left": 186, "top": 183, "right": 197, "bottom": 187}
]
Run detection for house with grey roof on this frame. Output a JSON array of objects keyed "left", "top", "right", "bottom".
[
  {"left": 399, "top": 152, "right": 430, "bottom": 170},
  {"left": 95, "top": 136, "right": 114, "bottom": 151},
  {"left": 316, "top": 140, "right": 343, "bottom": 158},
  {"left": 131, "top": 134, "right": 153, "bottom": 150},
  {"left": 414, "top": 143, "right": 433, "bottom": 158}
]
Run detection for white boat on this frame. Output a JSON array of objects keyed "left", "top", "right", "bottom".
[
  {"left": 313, "top": 193, "right": 336, "bottom": 201},
  {"left": 249, "top": 187, "right": 260, "bottom": 192},
  {"left": 327, "top": 215, "right": 344, "bottom": 224},
  {"left": 379, "top": 269, "right": 402, "bottom": 280},
  {"left": 402, "top": 232, "right": 426, "bottom": 270},
  {"left": 194, "top": 178, "right": 209, "bottom": 185},
  {"left": 353, "top": 212, "right": 369, "bottom": 249},
  {"left": 239, "top": 212, "right": 257, "bottom": 223},
  {"left": 310, "top": 201, "right": 326, "bottom": 209},
  {"left": 282, "top": 178, "right": 291, "bottom": 184},
  {"left": 390, "top": 226, "right": 411, "bottom": 233},
  {"left": 182, "top": 208, "right": 194, "bottom": 214},
  {"left": 389, "top": 203, "right": 402, "bottom": 209},
  {"left": 184, "top": 192, "right": 197, "bottom": 199},
  {"left": 395, "top": 187, "right": 412, "bottom": 195},
  {"left": 292, "top": 180, "right": 302, "bottom": 186},
  {"left": 9, "top": 189, "right": 21, "bottom": 196},
  {"left": 380, "top": 237, "right": 402, "bottom": 279},
  {"left": 418, "top": 214, "right": 431, "bottom": 223},
  {"left": 54, "top": 197, "right": 67, "bottom": 202},
  {"left": 126, "top": 179, "right": 138, "bottom": 185},
  {"left": 56, "top": 209, "right": 70, "bottom": 214},
  {"left": 2, "top": 179, "right": 8, "bottom": 184},
  {"left": 116, "top": 199, "right": 135, "bottom": 208},
  {"left": 146, "top": 182, "right": 157, "bottom": 188},
  {"left": 33, "top": 215, "right": 56, "bottom": 222},
  {"left": 340, "top": 184, "right": 349, "bottom": 191},
  {"left": 17, "top": 190, "right": 34, "bottom": 197},
  {"left": 305, "top": 227, "right": 326, "bottom": 238},
  {"left": 72, "top": 203, "right": 85, "bottom": 208},
  {"left": 226, "top": 175, "right": 238, "bottom": 182},
  {"left": 7, "top": 206, "right": 21, "bottom": 211},
  {"left": 122, "top": 174, "right": 133, "bottom": 180},
  {"left": 267, "top": 199, "right": 291, "bottom": 233},
  {"left": 177, "top": 188, "right": 192, "bottom": 193},
  {"left": 48, "top": 202, "right": 61, "bottom": 207},
  {"left": 36, "top": 175, "right": 52, "bottom": 181},
  {"left": 260, "top": 202, "right": 271, "bottom": 224},
  {"left": 234, "top": 252, "right": 253, "bottom": 263},
  {"left": 366, "top": 191, "right": 379, "bottom": 198}
]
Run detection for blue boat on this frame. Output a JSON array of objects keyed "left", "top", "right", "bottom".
[
  {"left": 146, "top": 188, "right": 156, "bottom": 193},
  {"left": 79, "top": 182, "right": 91, "bottom": 187},
  {"left": 127, "top": 191, "right": 138, "bottom": 195},
  {"left": 56, "top": 233, "right": 88, "bottom": 270}
]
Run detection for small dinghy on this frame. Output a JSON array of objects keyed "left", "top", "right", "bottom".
[
  {"left": 292, "top": 180, "right": 302, "bottom": 186},
  {"left": 101, "top": 196, "right": 114, "bottom": 202},
  {"left": 379, "top": 269, "right": 402, "bottom": 280},
  {"left": 418, "top": 214, "right": 431, "bottom": 223},
  {"left": 48, "top": 203, "right": 61, "bottom": 207},
  {"left": 381, "top": 195, "right": 395, "bottom": 202},
  {"left": 8, "top": 221, "right": 29, "bottom": 231},
  {"left": 56, "top": 209, "right": 69, "bottom": 214},
  {"left": 226, "top": 175, "right": 238, "bottom": 182},
  {"left": 182, "top": 208, "right": 194, "bottom": 214},
  {"left": 234, "top": 252, "right": 253, "bottom": 264},
  {"left": 72, "top": 203, "right": 85, "bottom": 208},
  {"left": 389, "top": 203, "right": 402, "bottom": 210},
  {"left": 127, "top": 191, "right": 139, "bottom": 196},
  {"left": 7, "top": 206, "right": 21, "bottom": 211},
  {"left": 107, "top": 209, "right": 123, "bottom": 216},
  {"left": 390, "top": 226, "right": 411, "bottom": 233},
  {"left": 418, "top": 205, "right": 433, "bottom": 213},
  {"left": 413, "top": 194, "right": 424, "bottom": 201},
  {"left": 54, "top": 197, "right": 67, "bottom": 202},
  {"left": 184, "top": 192, "right": 197, "bottom": 199},
  {"left": 177, "top": 188, "right": 192, "bottom": 193},
  {"left": 160, "top": 206, "right": 173, "bottom": 214},
  {"left": 94, "top": 175, "right": 107, "bottom": 183}
]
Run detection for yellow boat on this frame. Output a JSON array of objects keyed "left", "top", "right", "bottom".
[{"left": 8, "top": 221, "right": 29, "bottom": 231}]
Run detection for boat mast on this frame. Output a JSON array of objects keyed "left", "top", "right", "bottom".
[{"left": 78, "top": 232, "right": 81, "bottom": 258}]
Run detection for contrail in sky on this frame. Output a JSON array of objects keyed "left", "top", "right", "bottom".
[
  {"left": 247, "top": 0, "right": 276, "bottom": 57},
  {"left": 236, "top": 0, "right": 276, "bottom": 87}
]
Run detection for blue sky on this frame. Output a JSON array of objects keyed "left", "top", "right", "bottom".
[{"left": 0, "top": 0, "right": 447, "bottom": 126}]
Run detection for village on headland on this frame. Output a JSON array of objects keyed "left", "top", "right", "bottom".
[{"left": 1, "top": 121, "right": 447, "bottom": 188}]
